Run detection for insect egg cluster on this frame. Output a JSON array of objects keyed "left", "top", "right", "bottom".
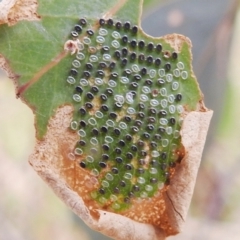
[{"left": 65, "top": 18, "right": 188, "bottom": 211}]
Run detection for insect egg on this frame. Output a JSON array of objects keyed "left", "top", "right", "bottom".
[
  {"left": 83, "top": 71, "right": 91, "bottom": 78},
  {"left": 74, "top": 25, "right": 82, "bottom": 32},
  {"left": 79, "top": 120, "right": 87, "bottom": 127},
  {"left": 79, "top": 140, "right": 86, "bottom": 146},
  {"left": 92, "top": 128, "right": 99, "bottom": 136},
  {"left": 70, "top": 69, "right": 78, "bottom": 76},
  {"left": 138, "top": 54, "right": 145, "bottom": 62},
  {"left": 107, "top": 18, "right": 114, "bottom": 26},
  {"left": 121, "top": 58, "right": 128, "bottom": 66},
  {"left": 176, "top": 93, "right": 182, "bottom": 101},
  {"left": 125, "top": 134, "right": 132, "bottom": 141},
  {"left": 130, "top": 52, "right": 137, "bottom": 60},
  {"left": 138, "top": 40, "right": 145, "bottom": 48},
  {"left": 116, "top": 21, "right": 122, "bottom": 29},
  {"left": 122, "top": 47, "right": 128, "bottom": 56},
  {"left": 112, "top": 167, "right": 119, "bottom": 174},
  {"left": 120, "top": 180, "right": 126, "bottom": 187},
  {"left": 155, "top": 58, "right": 161, "bottom": 66},
  {"left": 141, "top": 67, "right": 147, "bottom": 75},
  {"left": 102, "top": 45, "right": 110, "bottom": 52},
  {"left": 115, "top": 148, "right": 122, "bottom": 154},
  {"left": 118, "top": 140, "right": 125, "bottom": 147},
  {"left": 115, "top": 157, "right": 123, "bottom": 164},
  {"left": 85, "top": 102, "right": 93, "bottom": 109},
  {"left": 122, "top": 35, "right": 128, "bottom": 44},
  {"left": 79, "top": 161, "right": 86, "bottom": 168},
  {"left": 137, "top": 140, "right": 144, "bottom": 147},
  {"left": 102, "top": 144, "right": 110, "bottom": 151},
  {"left": 147, "top": 42, "right": 154, "bottom": 51},
  {"left": 79, "top": 18, "right": 87, "bottom": 26},
  {"left": 99, "top": 162, "right": 107, "bottom": 168},
  {"left": 86, "top": 92, "right": 94, "bottom": 100},
  {"left": 133, "top": 185, "right": 140, "bottom": 192},
  {"left": 109, "top": 62, "right": 116, "bottom": 69},
  {"left": 156, "top": 44, "right": 162, "bottom": 52},
  {"left": 91, "top": 86, "right": 99, "bottom": 93},
  {"left": 124, "top": 21, "right": 131, "bottom": 30},
  {"left": 130, "top": 40, "right": 137, "bottom": 48},
  {"left": 87, "top": 29, "right": 94, "bottom": 36},
  {"left": 79, "top": 107, "right": 86, "bottom": 115},
  {"left": 109, "top": 112, "right": 117, "bottom": 119},
  {"left": 99, "top": 188, "right": 105, "bottom": 194},
  {"left": 102, "top": 154, "right": 109, "bottom": 161},
  {"left": 172, "top": 51, "right": 178, "bottom": 59},
  {"left": 165, "top": 62, "right": 171, "bottom": 71},
  {"left": 146, "top": 55, "right": 153, "bottom": 64},
  {"left": 132, "top": 25, "right": 138, "bottom": 34},
  {"left": 99, "top": 18, "right": 105, "bottom": 26},
  {"left": 75, "top": 86, "right": 83, "bottom": 93},
  {"left": 101, "top": 126, "right": 108, "bottom": 133}
]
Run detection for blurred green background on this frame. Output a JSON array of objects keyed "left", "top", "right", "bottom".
[{"left": 1, "top": 0, "right": 240, "bottom": 239}]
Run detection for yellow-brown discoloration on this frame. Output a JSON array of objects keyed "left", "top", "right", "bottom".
[{"left": 0, "top": 0, "right": 39, "bottom": 26}]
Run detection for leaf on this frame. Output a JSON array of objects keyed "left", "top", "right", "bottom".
[{"left": 0, "top": 0, "right": 212, "bottom": 239}]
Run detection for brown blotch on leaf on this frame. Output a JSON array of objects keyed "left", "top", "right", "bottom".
[
  {"left": 29, "top": 102, "right": 212, "bottom": 239},
  {"left": 164, "top": 34, "right": 192, "bottom": 52},
  {"left": 64, "top": 40, "right": 80, "bottom": 55},
  {"left": 163, "top": 50, "right": 171, "bottom": 58},
  {"left": 0, "top": 0, "right": 40, "bottom": 26}
]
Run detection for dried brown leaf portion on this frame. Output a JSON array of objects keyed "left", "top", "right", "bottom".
[
  {"left": 29, "top": 105, "right": 166, "bottom": 240},
  {"left": 29, "top": 104, "right": 212, "bottom": 239},
  {"left": 164, "top": 34, "right": 192, "bottom": 52},
  {"left": 0, "top": 0, "right": 39, "bottom": 26},
  {"left": 163, "top": 107, "right": 213, "bottom": 235}
]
